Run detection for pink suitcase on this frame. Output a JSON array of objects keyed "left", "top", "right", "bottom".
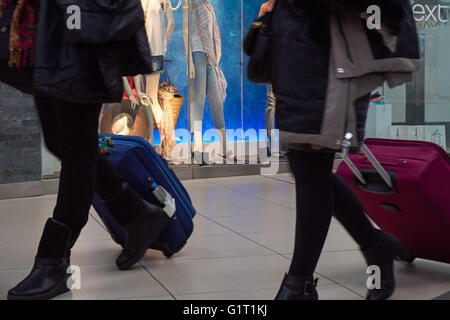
[{"left": 336, "top": 138, "right": 450, "bottom": 264}]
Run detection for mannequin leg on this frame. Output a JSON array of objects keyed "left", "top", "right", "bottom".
[
  {"left": 217, "top": 127, "right": 227, "bottom": 156},
  {"left": 205, "top": 63, "right": 227, "bottom": 156},
  {"left": 147, "top": 73, "right": 177, "bottom": 158},
  {"left": 190, "top": 51, "right": 207, "bottom": 153},
  {"left": 193, "top": 128, "right": 203, "bottom": 154},
  {"left": 265, "top": 85, "right": 276, "bottom": 149},
  {"left": 146, "top": 73, "right": 163, "bottom": 125}
]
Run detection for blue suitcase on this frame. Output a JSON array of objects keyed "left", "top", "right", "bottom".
[{"left": 92, "top": 134, "right": 196, "bottom": 258}]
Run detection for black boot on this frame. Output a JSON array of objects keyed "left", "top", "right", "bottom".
[
  {"left": 102, "top": 183, "right": 170, "bottom": 270},
  {"left": 8, "top": 219, "right": 72, "bottom": 300},
  {"left": 275, "top": 274, "right": 319, "bottom": 300},
  {"left": 362, "top": 230, "right": 414, "bottom": 300}
]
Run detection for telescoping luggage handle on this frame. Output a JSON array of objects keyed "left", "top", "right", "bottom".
[{"left": 341, "top": 133, "right": 393, "bottom": 189}]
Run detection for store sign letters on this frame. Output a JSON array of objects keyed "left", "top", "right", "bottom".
[{"left": 413, "top": 4, "right": 449, "bottom": 25}]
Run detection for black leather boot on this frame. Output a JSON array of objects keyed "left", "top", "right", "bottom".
[
  {"left": 362, "top": 230, "right": 414, "bottom": 300},
  {"left": 116, "top": 200, "right": 169, "bottom": 270},
  {"left": 275, "top": 274, "right": 319, "bottom": 300},
  {"left": 102, "top": 183, "right": 170, "bottom": 270},
  {"left": 8, "top": 219, "right": 72, "bottom": 300}
]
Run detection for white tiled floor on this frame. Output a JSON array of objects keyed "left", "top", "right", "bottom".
[{"left": 0, "top": 174, "right": 449, "bottom": 300}]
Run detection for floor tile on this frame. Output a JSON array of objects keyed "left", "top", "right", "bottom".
[
  {"left": 251, "top": 226, "right": 359, "bottom": 256},
  {"left": 176, "top": 288, "right": 279, "bottom": 300},
  {"left": 54, "top": 264, "right": 169, "bottom": 300},
  {"left": 192, "top": 216, "right": 233, "bottom": 235},
  {"left": 317, "top": 284, "right": 363, "bottom": 300},
  {"left": 189, "top": 186, "right": 251, "bottom": 206},
  {"left": 70, "top": 239, "right": 122, "bottom": 266},
  {"left": 120, "top": 295, "right": 175, "bottom": 300},
  {"left": 208, "top": 176, "right": 296, "bottom": 209},
  {"left": 244, "top": 231, "right": 295, "bottom": 255},
  {"left": 0, "top": 174, "right": 445, "bottom": 300},
  {"left": 141, "top": 255, "right": 293, "bottom": 295},
  {"left": 175, "top": 283, "right": 358, "bottom": 300},
  {"left": 315, "top": 250, "right": 370, "bottom": 285},
  {"left": 0, "top": 263, "right": 170, "bottom": 300},
  {"left": 0, "top": 238, "right": 122, "bottom": 272},
  {"left": 0, "top": 240, "right": 37, "bottom": 271},
  {"left": 196, "top": 200, "right": 294, "bottom": 218},
  {"left": 207, "top": 176, "right": 277, "bottom": 187},
  {"left": 267, "top": 174, "right": 295, "bottom": 184},
  {"left": 211, "top": 214, "right": 296, "bottom": 234},
  {"left": 343, "top": 259, "right": 450, "bottom": 300},
  {"left": 0, "top": 196, "right": 55, "bottom": 243},
  {"left": 146, "top": 233, "right": 275, "bottom": 261}
]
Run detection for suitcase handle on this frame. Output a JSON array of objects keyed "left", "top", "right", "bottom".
[{"left": 341, "top": 133, "right": 394, "bottom": 190}]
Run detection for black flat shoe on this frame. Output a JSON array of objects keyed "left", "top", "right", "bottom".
[
  {"left": 362, "top": 230, "right": 413, "bottom": 300},
  {"left": 275, "top": 273, "right": 319, "bottom": 300},
  {"left": 8, "top": 219, "right": 72, "bottom": 300},
  {"left": 116, "top": 200, "right": 169, "bottom": 270}
]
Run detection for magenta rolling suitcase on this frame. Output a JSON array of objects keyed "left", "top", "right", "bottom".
[{"left": 336, "top": 138, "right": 450, "bottom": 264}]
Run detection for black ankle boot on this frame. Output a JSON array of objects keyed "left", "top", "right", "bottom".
[
  {"left": 8, "top": 219, "right": 72, "bottom": 300},
  {"left": 275, "top": 274, "right": 319, "bottom": 300},
  {"left": 102, "top": 183, "right": 170, "bottom": 270},
  {"left": 116, "top": 200, "right": 169, "bottom": 270},
  {"left": 362, "top": 230, "right": 413, "bottom": 300}
]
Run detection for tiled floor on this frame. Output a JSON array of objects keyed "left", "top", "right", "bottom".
[{"left": 0, "top": 174, "right": 449, "bottom": 300}]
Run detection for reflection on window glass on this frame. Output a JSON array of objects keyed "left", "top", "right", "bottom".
[{"left": 374, "top": 0, "right": 450, "bottom": 151}]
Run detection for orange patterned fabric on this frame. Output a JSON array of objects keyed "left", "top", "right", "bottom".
[{"left": 1, "top": 0, "right": 40, "bottom": 67}]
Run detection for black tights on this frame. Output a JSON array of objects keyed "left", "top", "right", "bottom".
[
  {"left": 288, "top": 150, "right": 379, "bottom": 277},
  {"left": 34, "top": 96, "right": 136, "bottom": 240}
]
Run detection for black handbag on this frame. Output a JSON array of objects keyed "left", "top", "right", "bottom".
[{"left": 243, "top": 1, "right": 277, "bottom": 84}]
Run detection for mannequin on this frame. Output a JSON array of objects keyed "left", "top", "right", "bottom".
[
  {"left": 139, "top": 0, "right": 176, "bottom": 158},
  {"left": 183, "top": 0, "right": 231, "bottom": 162},
  {"left": 141, "top": 0, "right": 175, "bottom": 124}
]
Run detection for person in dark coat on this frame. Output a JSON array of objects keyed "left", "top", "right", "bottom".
[
  {"left": 1, "top": 0, "right": 169, "bottom": 300},
  {"left": 262, "top": 0, "right": 420, "bottom": 300}
]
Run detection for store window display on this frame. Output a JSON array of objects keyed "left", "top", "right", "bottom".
[
  {"left": 99, "top": 0, "right": 180, "bottom": 159},
  {"left": 183, "top": 0, "right": 231, "bottom": 162},
  {"left": 140, "top": 0, "right": 177, "bottom": 159},
  {"left": 97, "top": 0, "right": 269, "bottom": 167}
]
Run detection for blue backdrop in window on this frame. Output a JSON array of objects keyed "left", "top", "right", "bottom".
[{"left": 153, "top": 0, "right": 269, "bottom": 144}]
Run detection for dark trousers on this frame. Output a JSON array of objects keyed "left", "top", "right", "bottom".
[
  {"left": 287, "top": 150, "right": 379, "bottom": 277},
  {"left": 34, "top": 96, "right": 127, "bottom": 240}
]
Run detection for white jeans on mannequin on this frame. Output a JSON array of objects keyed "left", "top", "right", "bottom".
[
  {"left": 146, "top": 73, "right": 176, "bottom": 159},
  {"left": 146, "top": 73, "right": 163, "bottom": 124}
]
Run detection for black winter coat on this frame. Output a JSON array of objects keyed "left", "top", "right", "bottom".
[
  {"left": 271, "top": 0, "right": 420, "bottom": 151},
  {"left": 1, "top": 0, "right": 153, "bottom": 103}
]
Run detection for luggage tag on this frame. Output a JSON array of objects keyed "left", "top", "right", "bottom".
[{"left": 148, "top": 179, "right": 176, "bottom": 218}]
